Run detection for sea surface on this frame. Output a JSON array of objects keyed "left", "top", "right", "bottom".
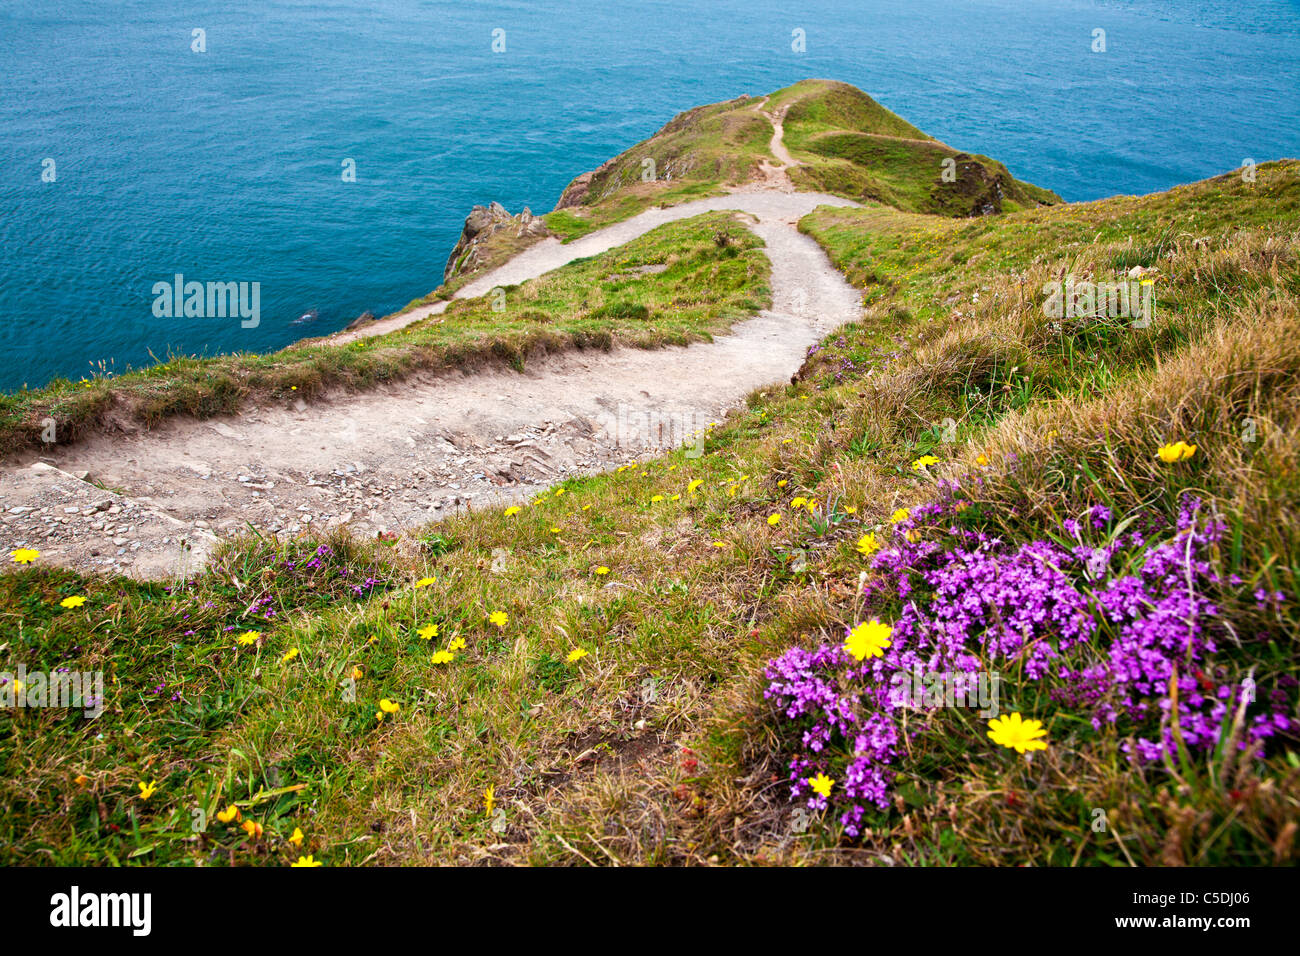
[{"left": 1, "top": 0, "right": 1297, "bottom": 390}]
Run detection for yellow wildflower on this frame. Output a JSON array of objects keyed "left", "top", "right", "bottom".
[
  {"left": 1156, "top": 441, "right": 1197, "bottom": 463},
  {"left": 807, "top": 773, "right": 834, "bottom": 799},
  {"left": 987, "top": 712, "right": 1049, "bottom": 753},
  {"left": 843, "top": 620, "right": 892, "bottom": 662},
  {"left": 59, "top": 595, "right": 87, "bottom": 609}
]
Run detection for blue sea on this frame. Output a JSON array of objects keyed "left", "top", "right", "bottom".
[{"left": 1, "top": 0, "right": 1297, "bottom": 391}]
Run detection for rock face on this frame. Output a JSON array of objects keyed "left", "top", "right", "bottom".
[
  {"left": 443, "top": 202, "right": 551, "bottom": 282},
  {"left": 934, "top": 154, "right": 1008, "bottom": 216},
  {"left": 555, "top": 160, "right": 617, "bottom": 209}
]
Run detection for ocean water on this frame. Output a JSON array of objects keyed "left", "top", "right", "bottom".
[{"left": 1, "top": 0, "right": 1297, "bottom": 391}]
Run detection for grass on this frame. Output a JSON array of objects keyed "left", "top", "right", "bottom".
[
  {"left": 541, "top": 96, "right": 774, "bottom": 240},
  {"left": 770, "top": 80, "right": 1060, "bottom": 215},
  {"left": 1, "top": 94, "right": 1296, "bottom": 866},
  {"left": 0, "top": 212, "right": 769, "bottom": 460},
  {"left": 2, "top": 79, "right": 1061, "bottom": 459},
  {"left": 546, "top": 79, "right": 1062, "bottom": 244}
]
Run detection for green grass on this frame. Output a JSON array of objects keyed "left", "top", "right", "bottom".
[
  {"left": 769, "top": 80, "right": 1060, "bottom": 215},
  {"left": 2, "top": 91, "right": 1297, "bottom": 867},
  {"left": 0, "top": 212, "right": 770, "bottom": 458}
]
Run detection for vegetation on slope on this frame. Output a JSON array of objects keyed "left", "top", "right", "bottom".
[
  {"left": 0, "top": 213, "right": 768, "bottom": 461},
  {"left": 545, "top": 79, "right": 1059, "bottom": 245},
  {"left": 2, "top": 160, "right": 1296, "bottom": 866},
  {"left": 544, "top": 95, "right": 775, "bottom": 241},
  {"left": 773, "top": 79, "right": 1060, "bottom": 215}
]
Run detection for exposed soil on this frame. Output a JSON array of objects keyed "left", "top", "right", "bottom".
[{"left": 2, "top": 114, "right": 861, "bottom": 580}]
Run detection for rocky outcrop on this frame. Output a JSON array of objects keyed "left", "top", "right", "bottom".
[
  {"left": 344, "top": 310, "right": 377, "bottom": 331},
  {"left": 933, "top": 154, "right": 1008, "bottom": 216},
  {"left": 556, "top": 160, "right": 617, "bottom": 209},
  {"left": 443, "top": 202, "right": 551, "bottom": 282}
]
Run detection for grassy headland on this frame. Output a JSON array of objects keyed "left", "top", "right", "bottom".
[
  {"left": 0, "top": 213, "right": 768, "bottom": 459},
  {"left": 1, "top": 81, "right": 1296, "bottom": 867}
]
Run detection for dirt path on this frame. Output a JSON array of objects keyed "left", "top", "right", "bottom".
[
  {"left": 756, "top": 105, "right": 801, "bottom": 191},
  {"left": 2, "top": 122, "right": 860, "bottom": 580}
]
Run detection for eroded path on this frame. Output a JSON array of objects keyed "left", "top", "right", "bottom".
[{"left": 2, "top": 147, "right": 860, "bottom": 579}]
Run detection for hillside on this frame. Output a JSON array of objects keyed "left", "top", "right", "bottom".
[
  {"left": 545, "top": 79, "right": 1060, "bottom": 242},
  {"left": 1, "top": 81, "right": 1297, "bottom": 867}
]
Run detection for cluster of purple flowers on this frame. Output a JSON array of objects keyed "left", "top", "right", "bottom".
[
  {"left": 245, "top": 595, "right": 277, "bottom": 620},
  {"left": 351, "top": 576, "right": 381, "bottom": 598},
  {"left": 764, "top": 486, "right": 1291, "bottom": 837}
]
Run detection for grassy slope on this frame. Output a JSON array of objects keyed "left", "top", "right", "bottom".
[
  {"left": 2, "top": 80, "right": 1057, "bottom": 454},
  {"left": 543, "top": 79, "right": 1061, "bottom": 243},
  {"left": 542, "top": 95, "right": 774, "bottom": 241},
  {"left": 0, "top": 213, "right": 768, "bottom": 460},
  {"left": 3, "top": 160, "right": 1297, "bottom": 866},
  {"left": 774, "top": 79, "right": 1060, "bottom": 214}
]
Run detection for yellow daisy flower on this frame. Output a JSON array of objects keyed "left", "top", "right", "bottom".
[
  {"left": 807, "top": 773, "right": 834, "bottom": 799},
  {"left": 1156, "top": 441, "right": 1197, "bottom": 463},
  {"left": 987, "top": 712, "right": 1049, "bottom": 753},
  {"left": 843, "top": 620, "right": 892, "bottom": 662}
]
